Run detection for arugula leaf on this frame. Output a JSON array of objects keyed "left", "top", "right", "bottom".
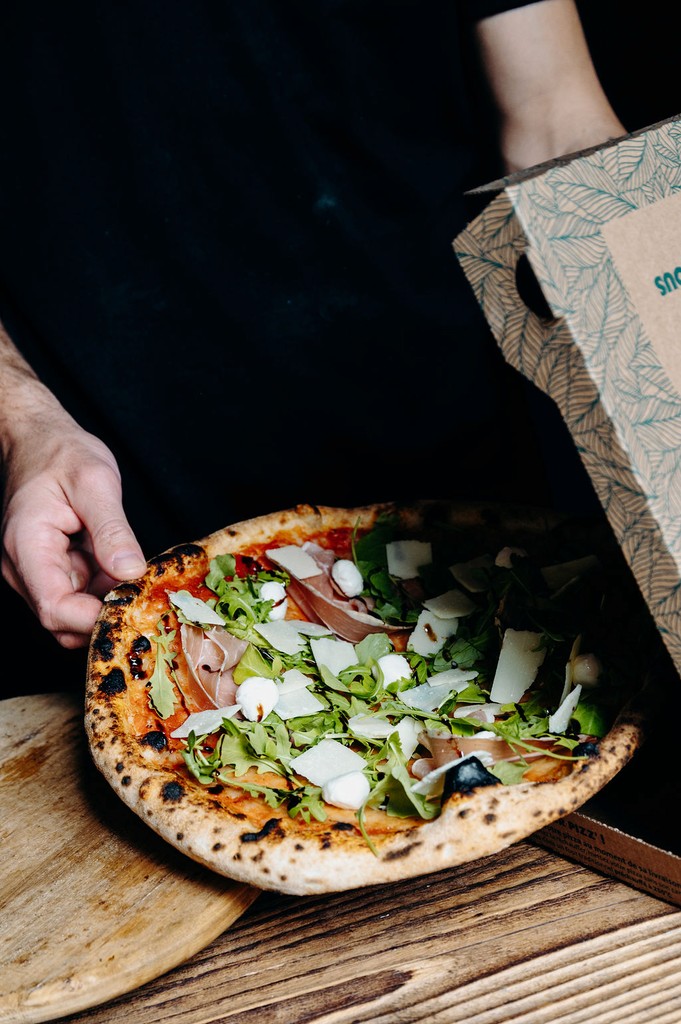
[{"left": 147, "top": 622, "right": 179, "bottom": 720}]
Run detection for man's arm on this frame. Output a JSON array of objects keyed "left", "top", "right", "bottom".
[
  {"left": 0, "top": 320, "right": 146, "bottom": 648},
  {"left": 475, "top": 0, "right": 626, "bottom": 173}
]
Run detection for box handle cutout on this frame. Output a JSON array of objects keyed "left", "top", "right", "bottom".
[{"left": 515, "top": 253, "right": 555, "bottom": 324}]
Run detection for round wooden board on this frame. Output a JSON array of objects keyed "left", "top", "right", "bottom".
[{"left": 0, "top": 693, "right": 259, "bottom": 1024}]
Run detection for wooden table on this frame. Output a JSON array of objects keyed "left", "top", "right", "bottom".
[
  {"left": 57, "top": 841, "right": 681, "bottom": 1024},
  {"left": 5, "top": 693, "right": 681, "bottom": 1024}
]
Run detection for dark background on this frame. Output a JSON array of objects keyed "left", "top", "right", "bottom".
[{"left": 2, "top": 2, "right": 679, "bottom": 700}]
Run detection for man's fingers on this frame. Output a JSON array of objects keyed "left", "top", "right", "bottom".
[{"left": 67, "top": 477, "right": 147, "bottom": 582}]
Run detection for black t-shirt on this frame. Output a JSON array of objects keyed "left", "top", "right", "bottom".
[{"left": 0, "top": 0, "right": 572, "bottom": 560}]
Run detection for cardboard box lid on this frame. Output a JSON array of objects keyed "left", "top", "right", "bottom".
[{"left": 454, "top": 114, "right": 681, "bottom": 676}]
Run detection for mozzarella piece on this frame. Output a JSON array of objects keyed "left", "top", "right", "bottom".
[
  {"left": 495, "top": 546, "right": 527, "bottom": 568},
  {"left": 236, "top": 676, "right": 279, "bottom": 722},
  {"left": 170, "top": 705, "right": 240, "bottom": 739},
  {"left": 253, "top": 620, "right": 307, "bottom": 655},
  {"left": 572, "top": 653, "right": 602, "bottom": 687},
  {"left": 168, "top": 590, "right": 224, "bottom": 626},
  {"left": 331, "top": 559, "right": 364, "bottom": 597},
  {"left": 265, "top": 544, "right": 320, "bottom": 579},
  {"left": 309, "top": 636, "right": 358, "bottom": 676},
  {"left": 322, "top": 771, "right": 370, "bottom": 809},
  {"left": 386, "top": 539, "right": 432, "bottom": 580},
  {"left": 422, "top": 588, "right": 475, "bottom": 619},
  {"left": 290, "top": 738, "right": 367, "bottom": 786},
  {"left": 548, "top": 683, "right": 582, "bottom": 734},
  {"left": 489, "top": 629, "right": 546, "bottom": 704},
  {"left": 260, "top": 580, "right": 288, "bottom": 620},
  {"left": 374, "top": 652, "right": 412, "bottom": 687},
  {"left": 407, "top": 608, "right": 458, "bottom": 657}
]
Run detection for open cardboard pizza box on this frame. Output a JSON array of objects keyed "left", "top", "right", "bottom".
[{"left": 454, "top": 112, "right": 681, "bottom": 905}]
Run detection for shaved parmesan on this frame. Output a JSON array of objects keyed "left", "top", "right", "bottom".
[
  {"left": 291, "top": 620, "right": 334, "bottom": 637},
  {"left": 396, "top": 716, "right": 421, "bottom": 759},
  {"left": 348, "top": 714, "right": 395, "bottom": 739},
  {"left": 548, "top": 683, "right": 582, "bottom": 734},
  {"left": 426, "top": 667, "right": 478, "bottom": 688},
  {"left": 386, "top": 539, "right": 432, "bottom": 580},
  {"left": 309, "top": 636, "right": 358, "bottom": 676},
  {"left": 422, "top": 588, "right": 475, "bottom": 619},
  {"left": 170, "top": 705, "right": 240, "bottom": 739},
  {"left": 266, "top": 544, "right": 320, "bottom": 579},
  {"left": 278, "top": 669, "right": 312, "bottom": 693},
  {"left": 448, "top": 554, "right": 493, "bottom": 592},
  {"left": 399, "top": 676, "right": 465, "bottom": 712},
  {"left": 253, "top": 620, "right": 306, "bottom": 655},
  {"left": 490, "top": 629, "right": 546, "bottom": 704},
  {"left": 276, "top": 688, "right": 325, "bottom": 720},
  {"left": 168, "top": 590, "right": 224, "bottom": 626},
  {"left": 290, "top": 739, "right": 367, "bottom": 787},
  {"left": 407, "top": 608, "right": 458, "bottom": 657},
  {"left": 541, "top": 556, "right": 599, "bottom": 593},
  {"left": 411, "top": 751, "right": 494, "bottom": 796}
]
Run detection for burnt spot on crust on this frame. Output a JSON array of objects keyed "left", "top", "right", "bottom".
[
  {"left": 483, "top": 813, "right": 497, "bottom": 824},
  {"left": 98, "top": 668, "right": 127, "bottom": 696},
  {"left": 105, "top": 582, "right": 142, "bottom": 605},
  {"left": 213, "top": 842, "right": 224, "bottom": 851},
  {"left": 91, "top": 621, "right": 116, "bottom": 661},
  {"left": 383, "top": 841, "right": 423, "bottom": 862},
  {"left": 240, "top": 818, "right": 284, "bottom": 844},
  {"left": 148, "top": 543, "right": 204, "bottom": 577},
  {"left": 177, "top": 832, "right": 184, "bottom": 841},
  {"left": 161, "top": 781, "right": 185, "bottom": 803},
  {"left": 121, "top": 776, "right": 131, "bottom": 786},
  {"left": 140, "top": 731, "right": 167, "bottom": 751},
  {"left": 131, "top": 635, "right": 152, "bottom": 655},
  {"left": 207, "top": 784, "right": 224, "bottom": 795},
  {"left": 332, "top": 821, "right": 356, "bottom": 832},
  {"left": 115, "top": 762, "right": 125, "bottom": 773},
  {"left": 443, "top": 757, "right": 501, "bottom": 801}
]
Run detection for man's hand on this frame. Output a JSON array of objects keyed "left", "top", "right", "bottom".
[{"left": 0, "top": 324, "right": 147, "bottom": 648}]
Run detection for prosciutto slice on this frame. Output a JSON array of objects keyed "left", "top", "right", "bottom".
[
  {"left": 284, "top": 542, "right": 410, "bottom": 643},
  {"left": 178, "top": 622, "right": 248, "bottom": 711}
]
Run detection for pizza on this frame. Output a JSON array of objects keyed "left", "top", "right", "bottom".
[{"left": 84, "top": 500, "right": 655, "bottom": 895}]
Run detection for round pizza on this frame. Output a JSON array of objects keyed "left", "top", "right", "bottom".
[{"left": 84, "top": 500, "right": 654, "bottom": 895}]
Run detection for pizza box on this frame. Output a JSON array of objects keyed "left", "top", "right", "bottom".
[
  {"left": 454, "top": 113, "right": 681, "bottom": 905},
  {"left": 533, "top": 692, "right": 681, "bottom": 908}
]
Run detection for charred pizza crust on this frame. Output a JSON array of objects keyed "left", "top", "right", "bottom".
[{"left": 84, "top": 500, "right": 652, "bottom": 895}]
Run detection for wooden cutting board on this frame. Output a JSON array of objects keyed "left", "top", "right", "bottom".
[{"left": 0, "top": 692, "right": 260, "bottom": 1024}]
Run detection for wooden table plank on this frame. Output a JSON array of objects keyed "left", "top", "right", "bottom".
[
  {"left": 0, "top": 694, "right": 257, "bottom": 1024},
  {"left": 57, "top": 842, "right": 681, "bottom": 1024}
]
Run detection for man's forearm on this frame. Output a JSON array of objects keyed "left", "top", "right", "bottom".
[
  {"left": 475, "top": 0, "right": 626, "bottom": 173},
  {"left": 0, "top": 319, "right": 70, "bottom": 472}
]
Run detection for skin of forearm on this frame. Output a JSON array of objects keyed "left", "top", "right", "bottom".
[
  {"left": 0, "top": 320, "right": 73, "bottom": 476},
  {"left": 475, "top": 0, "right": 626, "bottom": 173}
]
